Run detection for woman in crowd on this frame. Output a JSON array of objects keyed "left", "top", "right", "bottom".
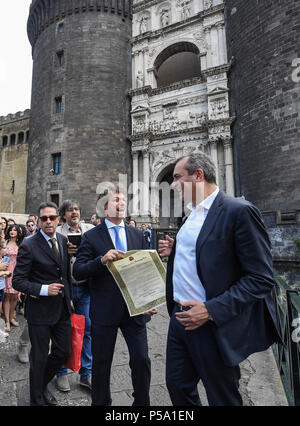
[
  {"left": 0, "top": 217, "right": 8, "bottom": 242},
  {"left": 3, "top": 224, "right": 22, "bottom": 333}
]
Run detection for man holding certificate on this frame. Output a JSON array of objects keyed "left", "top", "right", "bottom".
[{"left": 73, "top": 185, "right": 156, "bottom": 406}]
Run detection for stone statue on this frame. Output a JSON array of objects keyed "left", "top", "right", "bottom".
[
  {"left": 136, "top": 70, "right": 144, "bottom": 88},
  {"left": 204, "top": 0, "right": 212, "bottom": 10},
  {"left": 139, "top": 16, "right": 148, "bottom": 34},
  {"left": 160, "top": 9, "right": 169, "bottom": 27}
]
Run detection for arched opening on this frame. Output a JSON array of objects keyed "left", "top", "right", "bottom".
[
  {"left": 18, "top": 132, "right": 24, "bottom": 144},
  {"left": 10, "top": 134, "right": 16, "bottom": 146},
  {"left": 158, "top": 164, "right": 183, "bottom": 228},
  {"left": 2, "top": 135, "right": 8, "bottom": 147},
  {"left": 154, "top": 42, "right": 201, "bottom": 88}
]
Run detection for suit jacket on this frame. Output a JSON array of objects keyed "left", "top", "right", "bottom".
[
  {"left": 166, "top": 190, "right": 282, "bottom": 367},
  {"left": 57, "top": 222, "right": 94, "bottom": 237},
  {"left": 73, "top": 221, "right": 149, "bottom": 326},
  {"left": 12, "top": 231, "right": 72, "bottom": 325}
]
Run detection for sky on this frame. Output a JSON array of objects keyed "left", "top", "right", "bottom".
[{"left": 0, "top": 0, "right": 33, "bottom": 117}]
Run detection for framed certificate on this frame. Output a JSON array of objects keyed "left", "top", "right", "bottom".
[{"left": 107, "top": 250, "right": 166, "bottom": 316}]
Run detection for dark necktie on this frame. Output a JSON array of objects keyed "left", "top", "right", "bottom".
[
  {"left": 50, "top": 238, "right": 61, "bottom": 264},
  {"left": 114, "top": 226, "right": 126, "bottom": 252}
]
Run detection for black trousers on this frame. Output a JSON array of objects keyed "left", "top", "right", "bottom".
[
  {"left": 166, "top": 305, "right": 243, "bottom": 406},
  {"left": 28, "top": 301, "right": 72, "bottom": 406},
  {"left": 91, "top": 313, "right": 151, "bottom": 406}
]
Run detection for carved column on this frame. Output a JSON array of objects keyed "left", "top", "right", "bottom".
[
  {"left": 223, "top": 138, "right": 235, "bottom": 196},
  {"left": 210, "top": 140, "right": 219, "bottom": 185},
  {"left": 142, "top": 150, "right": 150, "bottom": 215},
  {"left": 217, "top": 23, "right": 226, "bottom": 65},
  {"left": 132, "top": 151, "right": 139, "bottom": 215}
]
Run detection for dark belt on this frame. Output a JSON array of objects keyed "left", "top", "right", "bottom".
[{"left": 175, "top": 302, "right": 192, "bottom": 312}]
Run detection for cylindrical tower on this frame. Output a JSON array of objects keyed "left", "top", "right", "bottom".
[
  {"left": 26, "top": 0, "right": 132, "bottom": 218},
  {"left": 225, "top": 0, "right": 300, "bottom": 282}
]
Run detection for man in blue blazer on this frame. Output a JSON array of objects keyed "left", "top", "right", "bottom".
[
  {"left": 158, "top": 153, "right": 281, "bottom": 406},
  {"left": 73, "top": 186, "right": 156, "bottom": 406},
  {"left": 13, "top": 202, "right": 72, "bottom": 406}
]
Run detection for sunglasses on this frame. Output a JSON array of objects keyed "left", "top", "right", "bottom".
[{"left": 39, "top": 215, "right": 58, "bottom": 222}]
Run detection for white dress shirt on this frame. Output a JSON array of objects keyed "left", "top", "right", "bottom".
[
  {"left": 39, "top": 230, "right": 60, "bottom": 296},
  {"left": 105, "top": 218, "right": 128, "bottom": 252},
  {"left": 173, "top": 187, "right": 219, "bottom": 303}
]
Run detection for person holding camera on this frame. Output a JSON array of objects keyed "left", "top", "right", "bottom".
[{"left": 55, "top": 200, "right": 94, "bottom": 392}]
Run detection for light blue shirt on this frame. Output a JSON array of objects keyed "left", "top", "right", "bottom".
[
  {"left": 39, "top": 230, "right": 60, "bottom": 296},
  {"left": 173, "top": 187, "right": 219, "bottom": 303},
  {"left": 105, "top": 218, "right": 128, "bottom": 252}
]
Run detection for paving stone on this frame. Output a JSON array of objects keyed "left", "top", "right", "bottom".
[{"left": 0, "top": 311, "right": 289, "bottom": 406}]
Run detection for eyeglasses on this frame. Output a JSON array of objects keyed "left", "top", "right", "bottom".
[
  {"left": 39, "top": 215, "right": 58, "bottom": 222},
  {"left": 27, "top": 224, "right": 35, "bottom": 227}
]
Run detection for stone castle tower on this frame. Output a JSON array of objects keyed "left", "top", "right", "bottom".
[{"left": 26, "top": 0, "right": 133, "bottom": 216}]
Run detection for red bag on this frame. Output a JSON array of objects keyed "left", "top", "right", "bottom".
[{"left": 64, "top": 313, "right": 85, "bottom": 372}]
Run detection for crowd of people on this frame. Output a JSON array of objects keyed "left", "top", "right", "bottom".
[
  {"left": 0, "top": 152, "right": 281, "bottom": 407},
  {"left": 0, "top": 216, "right": 37, "bottom": 335},
  {"left": 0, "top": 214, "right": 156, "bottom": 337}
]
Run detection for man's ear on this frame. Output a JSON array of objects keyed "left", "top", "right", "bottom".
[{"left": 194, "top": 168, "right": 204, "bottom": 181}]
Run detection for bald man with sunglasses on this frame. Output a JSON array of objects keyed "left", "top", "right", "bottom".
[{"left": 13, "top": 202, "right": 73, "bottom": 406}]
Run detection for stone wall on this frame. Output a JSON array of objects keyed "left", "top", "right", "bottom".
[
  {"left": 0, "top": 111, "right": 30, "bottom": 214},
  {"left": 225, "top": 0, "right": 300, "bottom": 284}
]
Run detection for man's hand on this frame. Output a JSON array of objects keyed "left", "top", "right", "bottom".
[
  {"left": 143, "top": 308, "right": 158, "bottom": 316},
  {"left": 101, "top": 249, "right": 125, "bottom": 265},
  {"left": 48, "top": 283, "right": 64, "bottom": 296},
  {"left": 0, "top": 262, "right": 9, "bottom": 271},
  {"left": 175, "top": 301, "right": 210, "bottom": 331},
  {"left": 67, "top": 242, "right": 78, "bottom": 256},
  {"left": 158, "top": 235, "right": 174, "bottom": 258}
]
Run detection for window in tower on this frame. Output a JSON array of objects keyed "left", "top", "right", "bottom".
[
  {"left": 56, "top": 50, "right": 65, "bottom": 66},
  {"left": 50, "top": 193, "right": 60, "bottom": 206},
  {"left": 52, "top": 153, "right": 61, "bottom": 175},
  {"left": 58, "top": 22, "right": 64, "bottom": 33},
  {"left": 55, "top": 96, "right": 63, "bottom": 113}
]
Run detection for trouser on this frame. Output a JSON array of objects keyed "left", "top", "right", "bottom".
[
  {"left": 166, "top": 305, "right": 243, "bottom": 406},
  {"left": 91, "top": 314, "right": 151, "bottom": 406},
  {"left": 57, "top": 284, "right": 92, "bottom": 380},
  {"left": 28, "top": 303, "right": 71, "bottom": 406}
]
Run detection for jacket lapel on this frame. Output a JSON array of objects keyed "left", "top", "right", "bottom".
[
  {"left": 36, "top": 231, "right": 59, "bottom": 264},
  {"left": 56, "top": 233, "right": 65, "bottom": 265},
  {"left": 195, "top": 190, "right": 225, "bottom": 254},
  {"left": 97, "top": 221, "right": 115, "bottom": 251}
]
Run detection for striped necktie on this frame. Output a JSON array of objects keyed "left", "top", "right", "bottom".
[{"left": 50, "top": 237, "right": 61, "bottom": 264}]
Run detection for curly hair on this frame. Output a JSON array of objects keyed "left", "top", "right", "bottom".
[{"left": 5, "top": 224, "right": 23, "bottom": 246}]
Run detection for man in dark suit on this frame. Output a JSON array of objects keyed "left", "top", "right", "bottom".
[
  {"left": 158, "top": 153, "right": 281, "bottom": 406},
  {"left": 73, "top": 186, "right": 156, "bottom": 406},
  {"left": 13, "top": 202, "right": 72, "bottom": 406}
]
